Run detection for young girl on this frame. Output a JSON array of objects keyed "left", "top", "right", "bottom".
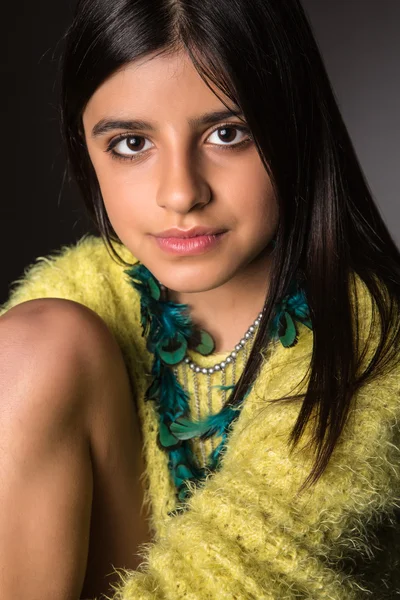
[{"left": 1, "top": 0, "right": 400, "bottom": 598}]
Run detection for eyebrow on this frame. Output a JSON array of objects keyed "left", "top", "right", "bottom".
[{"left": 91, "top": 109, "right": 244, "bottom": 138}]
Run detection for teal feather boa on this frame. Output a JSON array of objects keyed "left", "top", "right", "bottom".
[{"left": 125, "top": 263, "right": 312, "bottom": 503}]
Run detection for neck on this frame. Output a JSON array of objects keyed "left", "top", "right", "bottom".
[{"left": 169, "top": 250, "right": 272, "bottom": 353}]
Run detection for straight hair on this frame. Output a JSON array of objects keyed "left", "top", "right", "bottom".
[{"left": 61, "top": 0, "right": 400, "bottom": 490}]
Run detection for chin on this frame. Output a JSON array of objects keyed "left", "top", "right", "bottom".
[{"left": 155, "top": 265, "right": 235, "bottom": 295}]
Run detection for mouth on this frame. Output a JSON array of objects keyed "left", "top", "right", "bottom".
[
  {"left": 154, "top": 226, "right": 227, "bottom": 239},
  {"left": 152, "top": 229, "right": 226, "bottom": 256}
]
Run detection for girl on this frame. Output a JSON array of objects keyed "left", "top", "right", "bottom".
[{"left": 1, "top": 0, "right": 400, "bottom": 598}]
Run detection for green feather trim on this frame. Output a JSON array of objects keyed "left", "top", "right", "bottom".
[
  {"left": 148, "top": 277, "right": 161, "bottom": 300},
  {"left": 169, "top": 417, "right": 210, "bottom": 440},
  {"left": 278, "top": 311, "right": 298, "bottom": 347},
  {"left": 159, "top": 420, "right": 181, "bottom": 448},
  {"left": 191, "top": 330, "right": 215, "bottom": 356},
  {"left": 125, "top": 261, "right": 312, "bottom": 506},
  {"left": 157, "top": 332, "right": 187, "bottom": 365}
]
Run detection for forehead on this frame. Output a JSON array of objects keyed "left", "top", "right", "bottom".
[{"left": 83, "top": 50, "right": 236, "bottom": 125}]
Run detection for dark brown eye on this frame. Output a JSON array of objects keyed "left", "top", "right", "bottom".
[
  {"left": 126, "top": 136, "right": 146, "bottom": 151},
  {"left": 217, "top": 128, "right": 237, "bottom": 143},
  {"left": 107, "top": 133, "right": 154, "bottom": 159},
  {"left": 207, "top": 125, "right": 251, "bottom": 147}
]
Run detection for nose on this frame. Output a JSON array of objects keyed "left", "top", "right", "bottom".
[{"left": 156, "top": 148, "right": 211, "bottom": 214}]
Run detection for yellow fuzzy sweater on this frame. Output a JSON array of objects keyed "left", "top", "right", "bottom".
[{"left": 1, "top": 235, "right": 400, "bottom": 599}]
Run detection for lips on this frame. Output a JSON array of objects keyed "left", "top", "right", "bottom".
[
  {"left": 154, "top": 226, "right": 226, "bottom": 239},
  {"left": 152, "top": 228, "right": 226, "bottom": 255}
]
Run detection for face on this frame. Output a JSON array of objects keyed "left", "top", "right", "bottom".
[{"left": 82, "top": 50, "right": 278, "bottom": 294}]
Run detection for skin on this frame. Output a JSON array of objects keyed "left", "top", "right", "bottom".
[{"left": 83, "top": 49, "right": 279, "bottom": 352}]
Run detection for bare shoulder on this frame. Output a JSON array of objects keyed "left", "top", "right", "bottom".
[
  {"left": 0, "top": 297, "right": 113, "bottom": 343},
  {"left": 0, "top": 297, "right": 121, "bottom": 366},
  {"left": 0, "top": 298, "right": 126, "bottom": 424}
]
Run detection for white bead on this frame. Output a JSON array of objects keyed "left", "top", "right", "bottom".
[{"left": 178, "top": 305, "right": 267, "bottom": 376}]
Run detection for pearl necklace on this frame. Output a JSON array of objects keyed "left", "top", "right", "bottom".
[
  {"left": 183, "top": 307, "right": 266, "bottom": 375},
  {"left": 172, "top": 305, "right": 266, "bottom": 467},
  {"left": 159, "top": 278, "right": 266, "bottom": 375}
]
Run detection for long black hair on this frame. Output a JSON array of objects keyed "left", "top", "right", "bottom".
[{"left": 61, "top": 0, "right": 400, "bottom": 489}]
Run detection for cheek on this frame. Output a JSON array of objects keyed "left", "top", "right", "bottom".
[
  {"left": 233, "top": 163, "right": 278, "bottom": 236},
  {"left": 245, "top": 196, "right": 279, "bottom": 247},
  {"left": 88, "top": 154, "right": 153, "bottom": 228}
]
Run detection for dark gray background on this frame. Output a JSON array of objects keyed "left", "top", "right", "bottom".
[{"left": 1, "top": 0, "right": 399, "bottom": 304}]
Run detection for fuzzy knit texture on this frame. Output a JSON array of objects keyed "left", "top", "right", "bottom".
[{"left": 1, "top": 234, "right": 400, "bottom": 599}]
